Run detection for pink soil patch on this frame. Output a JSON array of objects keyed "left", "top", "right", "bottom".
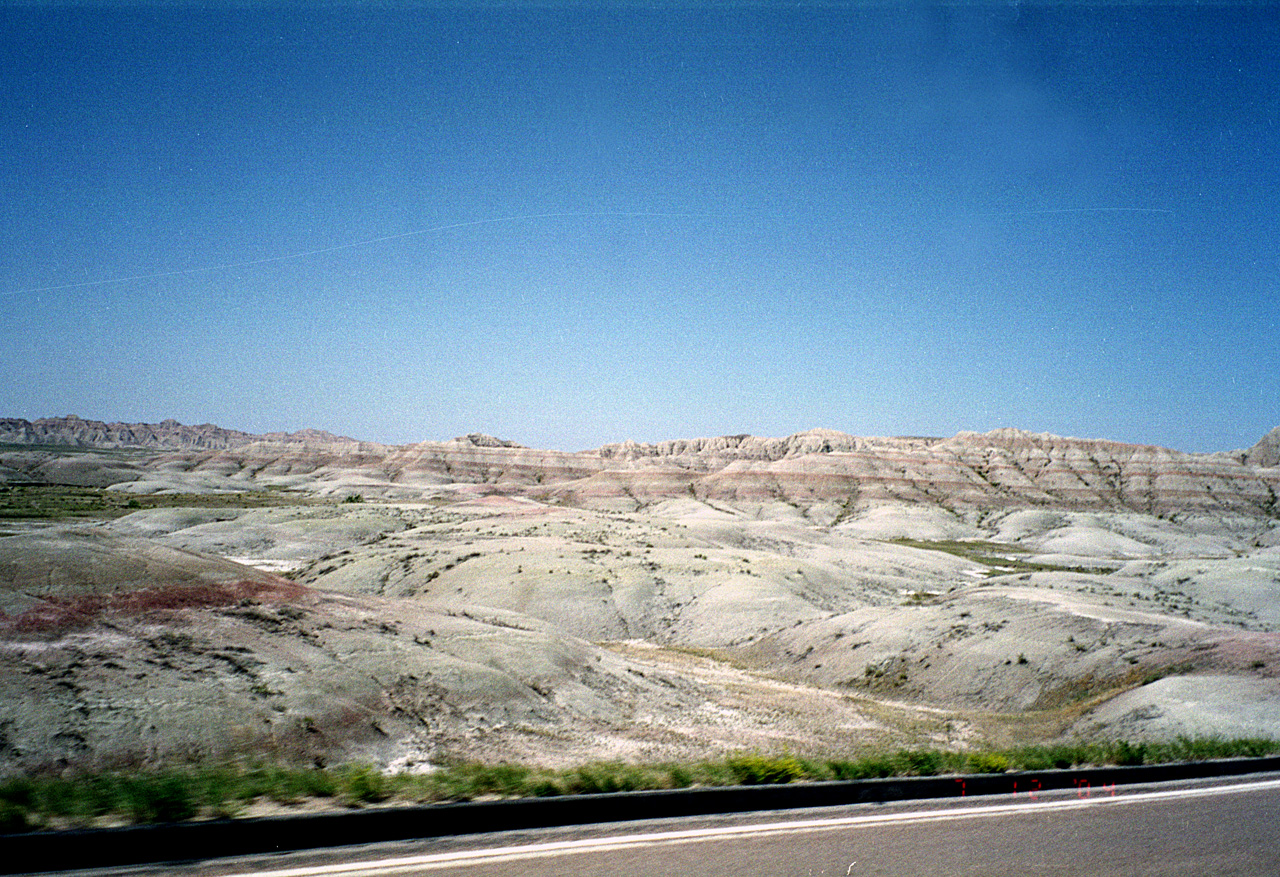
[{"left": 0, "top": 578, "right": 310, "bottom": 635}]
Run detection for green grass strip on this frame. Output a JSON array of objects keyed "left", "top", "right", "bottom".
[{"left": 2, "top": 736, "right": 1277, "bottom": 833}]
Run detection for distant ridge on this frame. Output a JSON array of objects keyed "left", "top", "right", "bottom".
[
  {"left": 0, "top": 415, "right": 356, "bottom": 451},
  {"left": 3, "top": 416, "right": 1278, "bottom": 462},
  {"left": 4, "top": 416, "right": 1279, "bottom": 518}
]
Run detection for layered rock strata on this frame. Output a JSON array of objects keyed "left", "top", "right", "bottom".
[{"left": 4, "top": 419, "right": 1279, "bottom": 518}]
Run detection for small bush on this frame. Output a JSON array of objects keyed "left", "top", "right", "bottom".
[
  {"left": 468, "top": 763, "right": 532, "bottom": 797},
  {"left": 1233, "top": 738, "right": 1280, "bottom": 758},
  {"left": 0, "top": 800, "right": 29, "bottom": 833},
  {"left": 828, "top": 756, "right": 896, "bottom": 780},
  {"left": 339, "top": 765, "right": 389, "bottom": 805},
  {"left": 1115, "top": 741, "right": 1148, "bottom": 766},
  {"left": 427, "top": 762, "right": 532, "bottom": 801},
  {"left": 666, "top": 765, "right": 693, "bottom": 788},
  {"left": 120, "top": 773, "right": 198, "bottom": 823},
  {"left": 894, "top": 749, "right": 944, "bottom": 776},
  {"left": 240, "top": 764, "right": 335, "bottom": 803},
  {"left": 528, "top": 778, "right": 564, "bottom": 797},
  {"left": 967, "top": 752, "right": 1011, "bottom": 774},
  {"left": 1011, "top": 743, "right": 1096, "bottom": 771},
  {"left": 192, "top": 768, "right": 243, "bottom": 819},
  {"left": 726, "top": 753, "right": 806, "bottom": 785},
  {"left": 566, "top": 765, "right": 624, "bottom": 795}
]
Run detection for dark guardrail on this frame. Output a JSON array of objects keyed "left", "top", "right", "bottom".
[{"left": 6, "top": 756, "right": 1280, "bottom": 873}]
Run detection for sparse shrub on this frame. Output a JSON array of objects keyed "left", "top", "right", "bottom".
[
  {"left": 667, "top": 765, "right": 693, "bottom": 788},
  {"left": 1232, "top": 737, "right": 1279, "bottom": 758},
  {"left": 0, "top": 777, "right": 36, "bottom": 818},
  {"left": 31, "top": 777, "right": 80, "bottom": 819},
  {"left": 197, "top": 768, "right": 244, "bottom": 819},
  {"left": 828, "top": 755, "right": 896, "bottom": 780},
  {"left": 0, "top": 800, "right": 29, "bottom": 833},
  {"left": 243, "top": 763, "right": 335, "bottom": 803},
  {"left": 726, "top": 753, "right": 806, "bottom": 785},
  {"left": 567, "top": 764, "right": 629, "bottom": 794},
  {"left": 1012, "top": 743, "right": 1095, "bottom": 771},
  {"left": 1115, "top": 740, "right": 1148, "bottom": 766},
  {"left": 121, "top": 773, "right": 198, "bottom": 823},
  {"left": 967, "top": 752, "right": 1010, "bottom": 773},
  {"left": 528, "top": 778, "right": 564, "bottom": 797},
  {"left": 893, "top": 749, "right": 944, "bottom": 776},
  {"left": 339, "top": 765, "right": 389, "bottom": 805},
  {"left": 618, "top": 765, "right": 663, "bottom": 791},
  {"left": 430, "top": 765, "right": 530, "bottom": 799},
  {"left": 462, "top": 763, "right": 531, "bottom": 797},
  {"left": 77, "top": 774, "right": 124, "bottom": 818}
]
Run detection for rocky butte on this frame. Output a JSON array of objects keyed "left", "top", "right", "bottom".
[{"left": 1, "top": 416, "right": 1278, "bottom": 774}]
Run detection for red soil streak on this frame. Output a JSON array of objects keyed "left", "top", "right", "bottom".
[{"left": 0, "top": 578, "right": 310, "bottom": 635}]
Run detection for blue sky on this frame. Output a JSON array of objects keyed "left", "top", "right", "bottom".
[{"left": 3, "top": 3, "right": 1277, "bottom": 452}]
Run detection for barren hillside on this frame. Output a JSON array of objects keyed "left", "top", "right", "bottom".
[{"left": 2, "top": 419, "right": 1278, "bottom": 773}]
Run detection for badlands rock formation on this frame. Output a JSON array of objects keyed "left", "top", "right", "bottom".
[
  {"left": 6, "top": 417, "right": 1277, "bottom": 517},
  {"left": 1, "top": 418, "right": 1279, "bottom": 774},
  {"left": 0, "top": 415, "right": 353, "bottom": 451}
]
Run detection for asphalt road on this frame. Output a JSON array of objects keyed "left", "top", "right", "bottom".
[{"left": 31, "top": 774, "right": 1280, "bottom": 877}]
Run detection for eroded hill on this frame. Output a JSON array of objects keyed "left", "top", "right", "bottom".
[{"left": 2, "top": 419, "right": 1278, "bottom": 773}]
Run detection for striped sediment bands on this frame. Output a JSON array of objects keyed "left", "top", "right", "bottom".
[{"left": 4, "top": 419, "right": 1277, "bottom": 517}]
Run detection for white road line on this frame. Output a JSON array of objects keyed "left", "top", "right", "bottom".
[{"left": 221, "top": 778, "right": 1280, "bottom": 877}]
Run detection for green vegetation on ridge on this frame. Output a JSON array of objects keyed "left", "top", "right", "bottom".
[
  {"left": 0, "top": 483, "right": 314, "bottom": 521},
  {"left": 889, "top": 538, "right": 1108, "bottom": 576}
]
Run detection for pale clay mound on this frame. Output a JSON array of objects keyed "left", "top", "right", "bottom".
[
  {"left": 2, "top": 423, "right": 1280, "bottom": 773},
  {"left": 1070, "top": 675, "right": 1280, "bottom": 741}
]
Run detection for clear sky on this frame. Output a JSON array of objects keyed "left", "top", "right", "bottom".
[{"left": 3, "top": 2, "right": 1277, "bottom": 453}]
